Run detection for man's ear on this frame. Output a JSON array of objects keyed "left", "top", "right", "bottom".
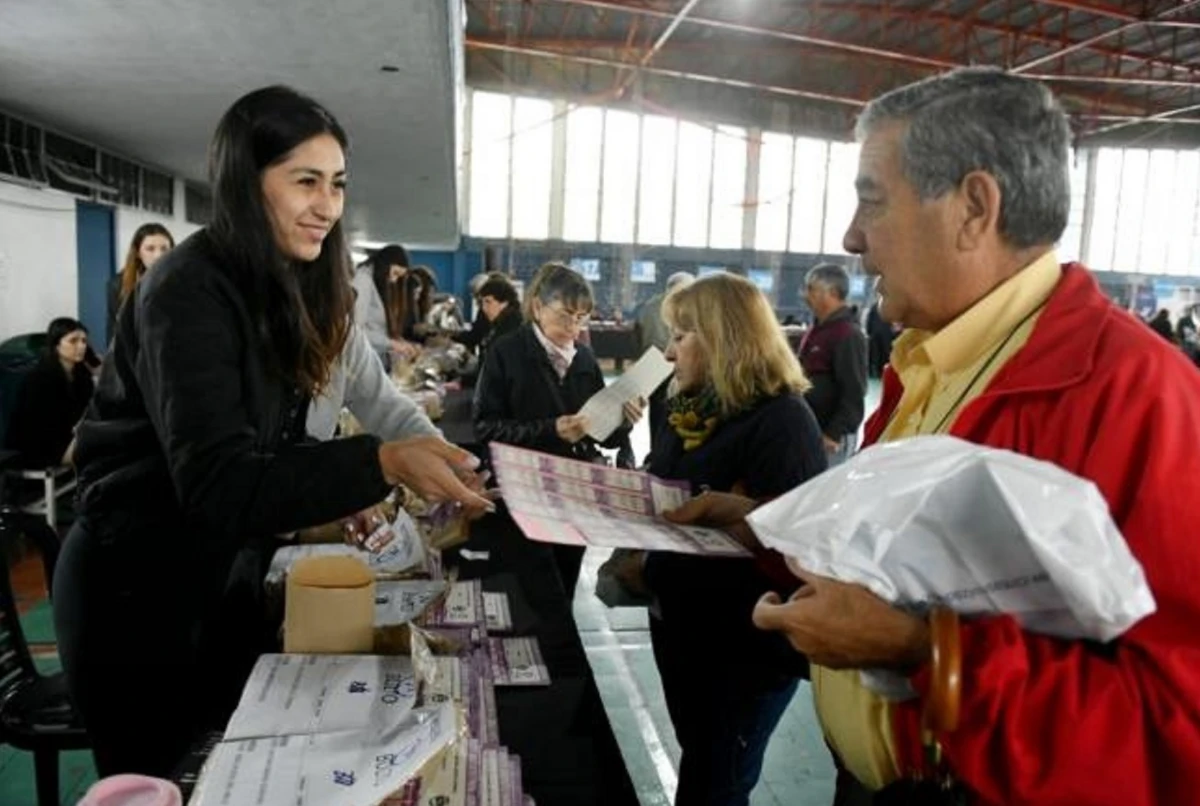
[{"left": 956, "top": 170, "right": 1002, "bottom": 251}]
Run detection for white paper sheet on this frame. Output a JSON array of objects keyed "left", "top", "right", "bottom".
[
  {"left": 190, "top": 704, "right": 457, "bottom": 806},
  {"left": 374, "top": 580, "right": 448, "bottom": 627},
  {"left": 578, "top": 347, "right": 673, "bottom": 441},
  {"left": 223, "top": 654, "right": 418, "bottom": 741}
]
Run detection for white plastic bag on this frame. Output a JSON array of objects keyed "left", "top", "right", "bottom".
[{"left": 747, "top": 436, "right": 1155, "bottom": 694}]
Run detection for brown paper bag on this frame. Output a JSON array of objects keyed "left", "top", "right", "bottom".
[{"left": 283, "top": 555, "right": 375, "bottom": 654}]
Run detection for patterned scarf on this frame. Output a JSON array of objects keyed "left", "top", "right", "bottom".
[{"left": 666, "top": 385, "right": 724, "bottom": 451}]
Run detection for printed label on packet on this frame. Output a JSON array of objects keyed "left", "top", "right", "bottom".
[
  {"left": 483, "top": 591, "right": 513, "bottom": 633},
  {"left": 487, "top": 638, "right": 550, "bottom": 687}
]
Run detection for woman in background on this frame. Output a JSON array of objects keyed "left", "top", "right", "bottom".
[
  {"left": 473, "top": 262, "right": 643, "bottom": 597},
  {"left": 643, "top": 274, "right": 826, "bottom": 806},
  {"left": 405, "top": 265, "right": 437, "bottom": 341},
  {"left": 352, "top": 243, "right": 418, "bottom": 363},
  {"left": 5, "top": 317, "right": 95, "bottom": 468},
  {"left": 106, "top": 223, "right": 174, "bottom": 341}
]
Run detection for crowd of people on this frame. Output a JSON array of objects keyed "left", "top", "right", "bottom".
[{"left": 0, "top": 65, "right": 1195, "bottom": 806}]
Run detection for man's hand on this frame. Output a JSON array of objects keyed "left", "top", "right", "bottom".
[
  {"left": 556, "top": 414, "right": 590, "bottom": 443},
  {"left": 663, "top": 491, "right": 761, "bottom": 550},
  {"left": 752, "top": 567, "right": 931, "bottom": 670},
  {"left": 822, "top": 435, "right": 840, "bottom": 454}
]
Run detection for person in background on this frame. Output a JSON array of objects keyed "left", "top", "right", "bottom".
[
  {"left": 865, "top": 301, "right": 897, "bottom": 378},
  {"left": 473, "top": 262, "right": 643, "bottom": 598},
  {"left": 1149, "top": 308, "right": 1175, "bottom": 342},
  {"left": 352, "top": 244, "right": 418, "bottom": 364},
  {"left": 634, "top": 271, "right": 695, "bottom": 443},
  {"left": 639, "top": 274, "right": 826, "bottom": 806},
  {"left": 474, "top": 273, "right": 522, "bottom": 362},
  {"left": 405, "top": 266, "right": 438, "bottom": 342},
  {"left": 452, "top": 272, "right": 499, "bottom": 355},
  {"left": 1177, "top": 305, "right": 1199, "bottom": 364},
  {"left": 54, "top": 85, "right": 490, "bottom": 778},
  {"left": 673, "top": 66, "right": 1200, "bottom": 805},
  {"left": 5, "top": 317, "right": 95, "bottom": 469},
  {"left": 106, "top": 223, "right": 174, "bottom": 342},
  {"left": 799, "top": 263, "right": 868, "bottom": 465}
]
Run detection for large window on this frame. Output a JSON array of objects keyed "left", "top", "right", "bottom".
[
  {"left": 563, "top": 106, "right": 603, "bottom": 242},
  {"left": 467, "top": 91, "right": 512, "bottom": 238},
  {"left": 673, "top": 121, "right": 713, "bottom": 248},
  {"left": 1058, "top": 150, "right": 1088, "bottom": 264},
  {"left": 755, "top": 132, "right": 793, "bottom": 253},
  {"left": 823, "top": 142, "right": 860, "bottom": 254},
  {"left": 510, "top": 97, "right": 553, "bottom": 240},
  {"left": 1168, "top": 151, "right": 1200, "bottom": 276},
  {"left": 638, "top": 115, "right": 677, "bottom": 246},
  {"left": 790, "top": 138, "right": 827, "bottom": 254},
  {"left": 600, "top": 109, "right": 639, "bottom": 244},
  {"left": 709, "top": 126, "right": 747, "bottom": 249},
  {"left": 465, "top": 88, "right": 1200, "bottom": 278}
]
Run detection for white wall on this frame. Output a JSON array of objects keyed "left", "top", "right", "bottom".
[
  {"left": 0, "top": 182, "right": 78, "bottom": 342},
  {"left": 113, "top": 179, "right": 201, "bottom": 273}
]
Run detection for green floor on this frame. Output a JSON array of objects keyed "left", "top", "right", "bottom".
[{"left": 0, "top": 601, "right": 99, "bottom": 806}]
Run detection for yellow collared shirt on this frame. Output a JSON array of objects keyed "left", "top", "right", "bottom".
[{"left": 813, "top": 251, "right": 1063, "bottom": 791}]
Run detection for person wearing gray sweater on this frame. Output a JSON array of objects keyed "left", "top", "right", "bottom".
[{"left": 307, "top": 324, "right": 441, "bottom": 442}]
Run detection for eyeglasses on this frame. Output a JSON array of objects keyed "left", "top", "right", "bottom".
[{"left": 545, "top": 306, "right": 591, "bottom": 329}]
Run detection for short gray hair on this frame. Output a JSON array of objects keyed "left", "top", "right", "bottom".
[
  {"left": 806, "top": 263, "right": 850, "bottom": 300},
  {"left": 856, "top": 67, "right": 1071, "bottom": 249}
]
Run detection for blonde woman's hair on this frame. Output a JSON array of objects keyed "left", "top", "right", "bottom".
[{"left": 662, "top": 273, "right": 810, "bottom": 415}]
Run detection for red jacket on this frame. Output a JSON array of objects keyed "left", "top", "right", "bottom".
[{"left": 867, "top": 265, "right": 1200, "bottom": 805}]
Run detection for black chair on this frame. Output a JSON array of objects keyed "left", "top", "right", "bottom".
[{"left": 0, "top": 504, "right": 88, "bottom": 806}]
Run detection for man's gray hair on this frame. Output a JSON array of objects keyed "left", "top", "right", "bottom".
[
  {"left": 666, "top": 272, "right": 695, "bottom": 291},
  {"left": 806, "top": 263, "right": 850, "bottom": 301},
  {"left": 856, "top": 67, "right": 1071, "bottom": 248}
]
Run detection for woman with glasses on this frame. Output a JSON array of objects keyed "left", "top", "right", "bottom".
[{"left": 473, "top": 262, "right": 643, "bottom": 597}]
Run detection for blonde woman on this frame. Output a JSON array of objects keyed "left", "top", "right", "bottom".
[{"left": 643, "top": 273, "right": 826, "bottom": 806}]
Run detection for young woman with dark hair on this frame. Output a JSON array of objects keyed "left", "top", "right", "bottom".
[
  {"left": 53, "top": 85, "right": 489, "bottom": 778},
  {"left": 105, "top": 223, "right": 174, "bottom": 341},
  {"left": 352, "top": 243, "right": 419, "bottom": 362},
  {"left": 4, "top": 317, "right": 95, "bottom": 468}
]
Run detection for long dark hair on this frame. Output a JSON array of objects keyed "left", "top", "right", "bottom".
[
  {"left": 207, "top": 85, "right": 353, "bottom": 392},
  {"left": 369, "top": 244, "right": 410, "bottom": 339},
  {"left": 119, "top": 223, "right": 174, "bottom": 303}
]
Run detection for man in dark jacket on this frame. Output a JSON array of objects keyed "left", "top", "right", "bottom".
[{"left": 799, "top": 263, "right": 868, "bottom": 465}]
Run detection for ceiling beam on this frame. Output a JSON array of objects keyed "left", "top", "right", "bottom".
[
  {"left": 1027, "top": 0, "right": 1200, "bottom": 28},
  {"left": 1012, "top": 0, "right": 1200, "bottom": 72},
  {"left": 467, "top": 38, "right": 870, "bottom": 107},
  {"left": 467, "top": 38, "right": 1198, "bottom": 122},
  {"left": 1082, "top": 100, "right": 1200, "bottom": 137},
  {"left": 536, "top": 0, "right": 961, "bottom": 70},
  {"left": 824, "top": 2, "right": 1200, "bottom": 77},
  {"left": 1028, "top": 73, "right": 1200, "bottom": 87}
]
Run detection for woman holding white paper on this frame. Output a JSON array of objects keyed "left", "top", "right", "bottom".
[
  {"left": 639, "top": 273, "right": 827, "bottom": 806},
  {"left": 473, "top": 262, "right": 644, "bottom": 597}
]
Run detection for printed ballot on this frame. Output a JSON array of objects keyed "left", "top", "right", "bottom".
[{"left": 490, "top": 442, "right": 747, "bottom": 557}]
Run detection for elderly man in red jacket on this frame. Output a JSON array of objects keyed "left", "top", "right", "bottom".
[{"left": 669, "top": 67, "right": 1200, "bottom": 805}]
